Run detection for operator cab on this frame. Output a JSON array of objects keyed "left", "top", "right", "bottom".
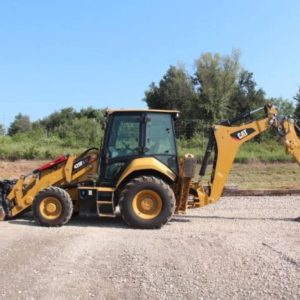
[{"left": 99, "top": 109, "right": 179, "bottom": 186}]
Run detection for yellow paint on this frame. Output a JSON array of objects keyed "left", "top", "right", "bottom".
[
  {"left": 97, "top": 187, "right": 115, "bottom": 192},
  {"left": 132, "top": 189, "right": 162, "bottom": 220},
  {"left": 282, "top": 119, "right": 300, "bottom": 164},
  {"left": 9, "top": 150, "right": 100, "bottom": 217},
  {"left": 39, "top": 197, "right": 62, "bottom": 220},
  {"left": 116, "top": 157, "right": 176, "bottom": 188},
  {"left": 64, "top": 156, "right": 76, "bottom": 183},
  {"left": 106, "top": 109, "right": 179, "bottom": 115},
  {"left": 207, "top": 117, "right": 271, "bottom": 202},
  {"left": 78, "top": 187, "right": 115, "bottom": 192},
  {"left": 194, "top": 105, "right": 279, "bottom": 207}
]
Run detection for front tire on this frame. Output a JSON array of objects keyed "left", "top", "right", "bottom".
[
  {"left": 32, "top": 187, "right": 73, "bottom": 227},
  {"left": 119, "top": 176, "right": 175, "bottom": 229}
]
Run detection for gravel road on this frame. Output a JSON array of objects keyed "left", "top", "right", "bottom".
[{"left": 0, "top": 196, "right": 299, "bottom": 300}]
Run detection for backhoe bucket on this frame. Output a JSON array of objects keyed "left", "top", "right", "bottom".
[{"left": 0, "top": 204, "right": 6, "bottom": 221}]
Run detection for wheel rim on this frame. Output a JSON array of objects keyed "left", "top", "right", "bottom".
[
  {"left": 132, "top": 189, "right": 162, "bottom": 220},
  {"left": 39, "top": 197, "right": 62, "bottom": 220}
]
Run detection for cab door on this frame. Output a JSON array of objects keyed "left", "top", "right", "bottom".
[
  {"left": 100, "top": 113, "right": 142, "bottom": 186},
  {"left": 144, "top": 113, "right": 178, "bottom": 174}
]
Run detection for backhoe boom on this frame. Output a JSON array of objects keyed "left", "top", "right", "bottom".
[{"left": 193, "top": 103, "right": 300, "bottom": 208}]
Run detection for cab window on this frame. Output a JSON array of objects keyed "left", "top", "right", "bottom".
[
  {"left": 107, "top": 115, "right": 140, "bottom": 158},
  {"left": 145, "top": 113, "right": 178, "bottom": 173},
  {"left": 146, "top": 113, "right": 176, "bottom": 155}
]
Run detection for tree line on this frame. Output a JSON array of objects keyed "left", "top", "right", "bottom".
[
  {"left": 1, "top": 50, "right": 300, "bottom": 139},
  {"left": 1, "top": 108, "right": 106, "bottom": 149},
  {"left": 144, "top": 50, "right": 300, "bottom": 124}
]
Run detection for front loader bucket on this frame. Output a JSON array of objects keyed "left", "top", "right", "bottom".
[
  {"left": 0, "top": 179, "right": 16, "bottom": 221},
  {"left": 0, "top": 204, "right": 6, "bottom": 221}
]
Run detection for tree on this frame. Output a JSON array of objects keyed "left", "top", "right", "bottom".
[
  {"left": 144, "top": 65, "right": 197, "bottom": 119},
  {"left": 35, "top": 107, "right": 106, "bottom": 137},
  {"left": 78, "top": 107, "right": 106, "bottom": 128},
  {"left": 8, "top": 113, "right": 31, "bottom": 136},
  {"left": 39, "top": 107, "right": 77, "bottom": 132},
  {"left": 0, "top": 123, "right": 5, "bottom": 135},
  {"left": 193, "top": 50, "right": 241, "bottom": 123},
  {"left": 229, "top": 70, "right": 266, "bottom": 117},
  {"left": 294, "top": 87, "right": 300, "bottom": 117},
  {"left": 270, "top": 97, "right": 294, "bottom": 116},
  {"left": 57, "top": 117, "right": 104, "bottom": 147}
]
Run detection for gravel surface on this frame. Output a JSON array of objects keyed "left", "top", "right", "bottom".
[{"left": 0, "top": 196, "right": 299, "bottom": 300}]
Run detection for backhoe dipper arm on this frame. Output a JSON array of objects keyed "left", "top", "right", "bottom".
[
  {"left": 281, "top": 117, "right": 300, "bottom": 165},
  {"left": 196, "top": 104, "right": 278, "bottom": 207}
]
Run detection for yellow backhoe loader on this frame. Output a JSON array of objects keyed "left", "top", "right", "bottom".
[{"left": 0, "top": 103, "right": 299, "bottom": 228}]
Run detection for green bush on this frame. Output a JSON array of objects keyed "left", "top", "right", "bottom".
[
  {"left": 0, "top": 128, "right": 100, "bottom": 160},
  {"left": 0, "top": 124, "right": 292, "bottom": 163}
]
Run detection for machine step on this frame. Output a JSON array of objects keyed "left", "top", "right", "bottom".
[
  {"left": 96, "top": 200, "right": 116, "bottom": 218},
  {"left": 98, "top": 213, "right": 116, "bottom": 218},
  {"left": 96, "top": 200, "right": 113, "bottom": 204}
]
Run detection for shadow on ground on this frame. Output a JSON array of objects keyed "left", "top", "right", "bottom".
[
  {"left": 175, "top": 214, "right": 300, "bottom": 222},
  {"left": 6, "top": 212, "right": 299, "bottom": 228},
  {"left": 7, "top": 212, "right": 129, "bottom": 229}
]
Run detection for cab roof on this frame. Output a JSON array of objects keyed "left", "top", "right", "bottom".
[{"left": 106, "top": 109, "right": 179, "bottom": 116}]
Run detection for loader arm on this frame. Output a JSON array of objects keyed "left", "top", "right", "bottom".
[{"left": 0, "top": 148, "right": 99, "bottom": 219}]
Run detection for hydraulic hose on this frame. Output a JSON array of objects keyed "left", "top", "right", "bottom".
[
  {"left": 221, "top": 106, "right": 264, "bottom": 126},
  {"left": 199, "top": 129, "right": 216, "bottom": 177}
]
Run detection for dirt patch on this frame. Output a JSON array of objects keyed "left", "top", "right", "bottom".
[{"left": 0, "top": 160, "right": 47, "bottom": 180}]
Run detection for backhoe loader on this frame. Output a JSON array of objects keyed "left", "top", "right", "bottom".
[{"left": 0, "top": 103, "right": 299, "bottom": 228}]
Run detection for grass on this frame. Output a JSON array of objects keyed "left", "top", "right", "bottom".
[
  {"left": 178, "top": 139, "right": 292, "bottom": 163},
  {"left": 0, "top": 135, "right": 87, "bottom": 160},
  {"left": 197, "top": 162, "right": 300, "bottom": 190},
  {"left": 0, "top": 133, "right": 294, "bottom": 164}
]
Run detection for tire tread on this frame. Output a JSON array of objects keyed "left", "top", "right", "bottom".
[
  {"left": 33, "top": 186, "right": 73, "bottom": 227},
  {"left": 119, "top": 176, "right": 175, "bottom": 229}
]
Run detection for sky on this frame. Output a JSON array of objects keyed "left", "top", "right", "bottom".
[{"left": 0, "top": 0, "right": 300, "bottom": 128}]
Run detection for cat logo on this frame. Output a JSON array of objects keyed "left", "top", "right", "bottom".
[
  {"left": 237, "top": 129, "right": 248, "bottom": 139},
  {"left": 231, "top": 128, "right": 255, "bottom": 140}
]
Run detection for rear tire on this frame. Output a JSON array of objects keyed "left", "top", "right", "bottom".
[
  {"left": 119, "top": 176, "right": 175, "bottom": 229},
  {"left": 32, "top": 187, "right": 73, "bottom": 227}
]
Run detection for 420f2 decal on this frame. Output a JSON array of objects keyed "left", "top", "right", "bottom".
[{"left": 231, "top": 128, "right": 255, "bottom": 140}]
